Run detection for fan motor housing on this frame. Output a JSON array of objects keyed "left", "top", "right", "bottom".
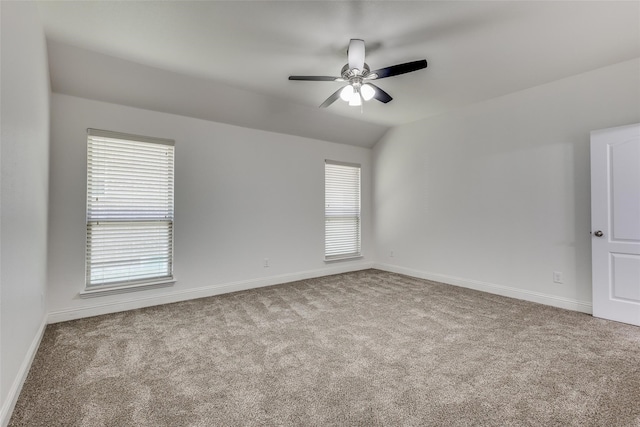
[{"left": 341, "top": 63, "right": 372, "bottom": 81}]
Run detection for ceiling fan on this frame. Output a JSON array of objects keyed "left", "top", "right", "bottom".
[{"left": 289, "top": 39, "right": 427, "bottom": 108}]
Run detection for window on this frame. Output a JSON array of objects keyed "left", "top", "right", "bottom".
[
  {"left": 85, "top": 129, "right": 175, "bottom": 291},
  {"left": 325, "top": 160, "right": 361, "bottom": 260}
]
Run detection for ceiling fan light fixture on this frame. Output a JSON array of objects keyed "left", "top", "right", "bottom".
[
  {"left": 361, "top": 84, "right": 375, "bottom": 101},
  {"left": 340, "top": 85, "right": 355, "bottom": 102},
  {"left": 288, "top": 38, "right": 427, "bottom": 109},
  {"left": 348, "top": 91, "right": 362, "bottom": 106}
]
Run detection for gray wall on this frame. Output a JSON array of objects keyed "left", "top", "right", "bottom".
[
  {"left": 373, "top": 58, "right": 640, "bottom": 311},
  {"left": 0, "top": 2, "right": 50, "bottom": 422},
  {"left": 47, "top": 94, "right": 373, "bottom": 321}
]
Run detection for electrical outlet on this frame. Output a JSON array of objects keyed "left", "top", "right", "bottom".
[
  {"left": 553, "top": 271, "right": 563, "bottom": 284},
  {"left": 263, "top": 258, "right": 269, "bottom": 268},
  {"left": 390, "top": 250, "right": 394, "bottom": 258}
]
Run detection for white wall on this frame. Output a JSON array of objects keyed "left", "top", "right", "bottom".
[
  {"left": 373, "top": 58, "right": 640, "bottom": 311},
  {"left": 0, "top": 2, "right": 50, "bottom": 424},
  {"left": 48, "top": 94, "right": 373, "bottom": 321}
]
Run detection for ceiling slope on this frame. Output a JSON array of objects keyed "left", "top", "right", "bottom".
[
  {"left": 38, "top": 1, "right": 640, "bottom": 147},
  {"left": 47, "top": 41, "right": 389, "bottom": 147}
]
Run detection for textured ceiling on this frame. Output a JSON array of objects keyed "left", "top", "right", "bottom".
[{"left": 37, "top": 1, "right": 640, "bottom": 147}]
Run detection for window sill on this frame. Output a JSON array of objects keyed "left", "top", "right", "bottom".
[
  {"left": 324, "top": 255, "right": 363, "bottom": 263},
  {"left": 79, "top": 279, "right": 175, "bottom": 298}
]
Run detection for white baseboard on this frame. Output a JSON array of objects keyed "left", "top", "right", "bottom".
[
  {"left": 1, "top": 316, "right": 47, "bottom": 427},
  {"left": 374, "top": 263, "right": 592, "bottom": 314},
  {"left": 48, "top": 262, "right": 375, "bottom": 324}
]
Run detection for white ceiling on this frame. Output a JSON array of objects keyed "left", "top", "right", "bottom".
[{"left": 37, "top": 1, "right": 640, "bottom": 147}]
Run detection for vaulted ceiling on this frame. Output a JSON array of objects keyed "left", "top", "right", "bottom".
[{"left": 37, "top": 1, "right": 640, "bottom": 147}]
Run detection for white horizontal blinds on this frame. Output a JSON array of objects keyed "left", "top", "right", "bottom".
[
  {"left": 325, "top": 160, "right": 361, "bottom": 260},
  {"left": 86, "top": 129, "right": 175, "bottom": 288}
]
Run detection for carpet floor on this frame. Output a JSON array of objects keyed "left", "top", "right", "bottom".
[{"left": 9, "top": 269, "right": 640, "bottom": 426}]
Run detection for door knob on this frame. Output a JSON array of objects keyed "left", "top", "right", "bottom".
[{"left": 594, "top": 230, "right": 604, "bottom": 237}]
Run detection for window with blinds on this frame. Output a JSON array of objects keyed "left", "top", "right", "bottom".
[
  {"left": 85, "top": 129, "right": 175, "bottom": 290},
  {"left": 325, "top": 160, "right": 361, "bottom": 260}
]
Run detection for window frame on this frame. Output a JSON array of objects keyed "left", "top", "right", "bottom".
[
  {"left": 82, "top": 128, "right": 175, "bottom": 296},
  {"left": 324, "top": 160, "right": 362, "bottom": 261}
]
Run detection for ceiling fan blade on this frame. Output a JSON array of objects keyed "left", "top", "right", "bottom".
[
  {"left": 368, "top": 83, "right": 393, "bottom": 103},
  {"left": 348, "top": 39, "right": 365, "bottom": 72},
  {"left": 289, "top": 76, "right": 342, "bottom": 81},
  {"left": 319, "top": 86, "right": 346, "bottom": 108},
  {"left": 369, "top": 60, "right": 427, "bottom": 79}
]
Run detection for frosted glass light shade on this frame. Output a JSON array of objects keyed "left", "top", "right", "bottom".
[
  {"left": 349, "top": 93, "right": 362, "bottom": 106},
  {"left": 361, "top": 84, "right": 375, "bottom": 101},
  {"left": 340, "top": 85, "right": 355, "bottom": 101}
]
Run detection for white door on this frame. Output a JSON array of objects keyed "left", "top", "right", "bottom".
[{"left": 591, "top": 123, "right": 640, "bottom": 326}]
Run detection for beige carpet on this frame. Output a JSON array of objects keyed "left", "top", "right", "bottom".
[{"left": 9, "top": 269, "right": 640, "bottom": 426}]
